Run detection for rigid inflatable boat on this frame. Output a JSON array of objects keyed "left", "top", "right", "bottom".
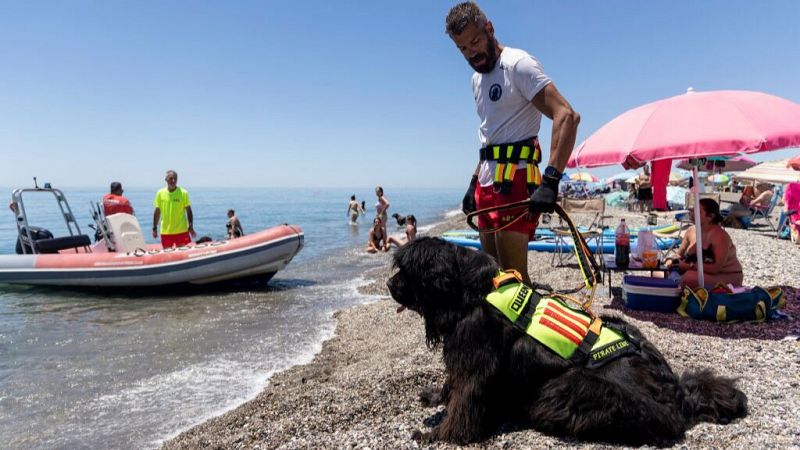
[{"left": 0, "top": 186, "right": 303, "bottom": 288}]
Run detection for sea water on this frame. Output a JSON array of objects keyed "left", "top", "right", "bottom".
[{"left": 0, "top": 186, "right": 460, "bottom": 449}]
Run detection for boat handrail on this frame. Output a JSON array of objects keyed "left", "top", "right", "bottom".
[{"left": 10, "top": 185, "right": 92, "bottom": 255}]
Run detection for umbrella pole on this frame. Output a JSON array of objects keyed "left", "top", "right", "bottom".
[{"left": 691, "top": 162, "right": 705, "bottom": 288}]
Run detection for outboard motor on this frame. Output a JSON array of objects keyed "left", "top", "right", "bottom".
[{"left": 15, "top": 226, "right": 54, "bottom": 254}]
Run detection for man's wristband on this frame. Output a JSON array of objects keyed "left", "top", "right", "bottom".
[
  {"left": 543, "top": 166, "right": 562, "bottom": 180},
  {"left": 152, "top": 226, "right": 157, "bottom": 230}
]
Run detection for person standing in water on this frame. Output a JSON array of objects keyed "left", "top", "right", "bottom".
[
  {"left": 374, "top": 186, "right": 390, "bottom": 236},
  {"left": 226, "top": 209, "right": 244, "bottom": 239},
  {"left": 347, "top": 195, "right": 362, "bottom": 224},
  {"left": 447, "top": 2, "right": 579, "bottom": 285}
]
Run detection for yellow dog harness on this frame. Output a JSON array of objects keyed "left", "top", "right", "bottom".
[{"left": 486, "top": 270, "right": 635, "bottom": 367}]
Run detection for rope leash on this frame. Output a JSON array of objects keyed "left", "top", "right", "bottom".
[{"left": 467, "top": 201, "right": 603, "bottom": 317}]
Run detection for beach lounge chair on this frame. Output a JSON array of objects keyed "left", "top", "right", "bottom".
[{"left": 550, "top": 197, "right": 609, "bottom": 267}]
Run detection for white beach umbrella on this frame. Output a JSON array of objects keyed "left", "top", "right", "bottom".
[{"left": 735, "top": 159, "right": 800, "bottom": 184}]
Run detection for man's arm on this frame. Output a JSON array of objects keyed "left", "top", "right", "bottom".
[
  {"left": 531, "top": 83, "right": 580, "bottom": 173},
  {"left": 152, "top": 208, "right": 160, "bottom": 238},
  {"left": 186, "top": 206, "right": 196, "bottom": 237}
]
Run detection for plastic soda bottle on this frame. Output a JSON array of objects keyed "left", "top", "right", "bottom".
[{"left": 615, "top": 219, "right": 630, "bottom": 268}]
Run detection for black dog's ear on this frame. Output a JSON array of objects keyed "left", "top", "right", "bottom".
[
  {"left": 456, "top": 246, "right": 497, "bottom": 298},
  {"left": 393, "top": 237, "right": 466, "bottom": 295}
]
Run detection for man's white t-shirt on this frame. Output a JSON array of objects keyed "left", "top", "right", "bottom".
[{"left": 473, "top": 47, "right": 551, "bottom": 187}]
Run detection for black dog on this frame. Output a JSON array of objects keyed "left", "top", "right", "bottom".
[
  {"left": 391, "top": 212, "right": 407, "bottom": 226},
  {"left": 388, "top": 237, "right": 747, "bottom": 446}
]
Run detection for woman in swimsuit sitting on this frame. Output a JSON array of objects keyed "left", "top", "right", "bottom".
[
  {"left": 666, "top": 198, "right": 743, "bottom": 288},
  {"left": 366, "top": 217, "right": 388, "bottom": 253},
  {"left": 387, "top": 214, "right": 417, "bottom": 248}
]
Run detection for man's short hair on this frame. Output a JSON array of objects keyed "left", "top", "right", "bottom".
[
  {"left": 166, "top": 170, "right": 178, "bottom": 179},
  {"left": 110, "top": 182, "right": 122, "bottom": 193},
  {"left": 446, "top": 1, "right": 487, "bottom": 37}
]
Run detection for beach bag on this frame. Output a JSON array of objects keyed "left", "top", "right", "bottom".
[{"left": 677, "top": 285, "right": 785, "bottom": 323}]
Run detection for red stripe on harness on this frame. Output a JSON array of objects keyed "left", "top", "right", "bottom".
[
  {"left": 543, "top": 308, "right": 589, "bottom": 338},
  {"left": 547, "top": 302, "right": 591, "bottom": 327},
  {"left": 539, "top": 317, "right": 583, "bottom": 346}
]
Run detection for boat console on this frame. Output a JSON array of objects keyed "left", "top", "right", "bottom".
[{"left": 105, "top": 213, "right": 146, "bottom": 253}]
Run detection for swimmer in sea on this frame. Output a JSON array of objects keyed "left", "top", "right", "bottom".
[{"left": 347, "top": 195, "right": 361, "bottom": 224}]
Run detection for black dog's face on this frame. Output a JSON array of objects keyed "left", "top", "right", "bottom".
[{"left": 387, "top": 237, "right": 496, "bottom": 346}]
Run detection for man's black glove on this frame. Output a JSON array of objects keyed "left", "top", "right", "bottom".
[
  {"left": 530, "top": 168, "right": 561, "bottom": 213},
  {"left": 462, "top": 175, "right": 478, "bottom": 215}
]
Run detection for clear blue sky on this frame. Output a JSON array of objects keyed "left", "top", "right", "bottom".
[{"left": 1, "top": 0, "right": 798, "bottom": 189}]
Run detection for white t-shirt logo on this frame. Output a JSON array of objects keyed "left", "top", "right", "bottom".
[{"left": 489, "top": 84, "right": 502, "bottom": 101}]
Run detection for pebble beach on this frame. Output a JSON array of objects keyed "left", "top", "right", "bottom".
[{"left": 162, "top": 209, "right": 800, "bottom": 450}]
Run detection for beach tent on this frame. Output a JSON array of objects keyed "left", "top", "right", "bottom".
[
  {"left": 735, "top": 159, "right": 800, "bottom": 184},
  {"left": 568, "top": 89, "right": 800, "bottom": 287}
]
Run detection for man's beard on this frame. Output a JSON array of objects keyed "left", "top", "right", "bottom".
[{"left": 468, "top": 39, "right": 498, "bottom": 73}]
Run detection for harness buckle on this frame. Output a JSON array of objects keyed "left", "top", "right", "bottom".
[{"left": 492, "top": 269, "right": 524, "bottom": 290}]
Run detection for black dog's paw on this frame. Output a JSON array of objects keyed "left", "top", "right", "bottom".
[
  {"left": 422, "top": 409, "right": 447, "bottom": 427},
  {"left": 419, "top": 385, "right": 443, "bottom": 406},
  {"left": 411, "top": 429, "right": 434, "bottom": 443}
]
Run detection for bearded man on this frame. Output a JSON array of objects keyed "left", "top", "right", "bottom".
[{"left": 448, "top": 2, "right": 580, "bottom": 284}]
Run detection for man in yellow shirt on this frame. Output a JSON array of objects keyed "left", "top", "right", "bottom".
[{"left": 152, "top": 170, "right": 196, "bottom": 248}]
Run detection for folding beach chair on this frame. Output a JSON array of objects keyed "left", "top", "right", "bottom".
[
  {"left": 550, "top": 197, "right": 609, "bottom": 267},
  {"left": 776, "top": 206, "right": 798, "bottom": 242},
  {"left": 748, "top": 187, "right": 782, "bottom": 233}
]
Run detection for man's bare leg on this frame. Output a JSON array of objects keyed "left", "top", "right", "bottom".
[
  {"left": 495, "top": 230, "right": 531, "bottom": 285},
  {"left": 479, "top": 232, "right": 498, "bottom": 260}
]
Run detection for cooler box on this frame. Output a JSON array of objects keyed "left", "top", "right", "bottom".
[{"left": 622, "top": 275, "right": 681, "bottom": 312}]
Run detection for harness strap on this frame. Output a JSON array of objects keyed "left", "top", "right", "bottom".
[
  {"left": 513, "top": 287, "right": 541, "bottom": 331},
  {"left": 568, "top": 317, "right": 603, "bottom": 362}
]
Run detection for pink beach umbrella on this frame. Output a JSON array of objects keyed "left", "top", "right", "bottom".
[
  {"left": 570, "top": 89, "right": 800, "bottom": 169},
  {"left": 568, "top": 89, "right": 800, "bottom": 287}
]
